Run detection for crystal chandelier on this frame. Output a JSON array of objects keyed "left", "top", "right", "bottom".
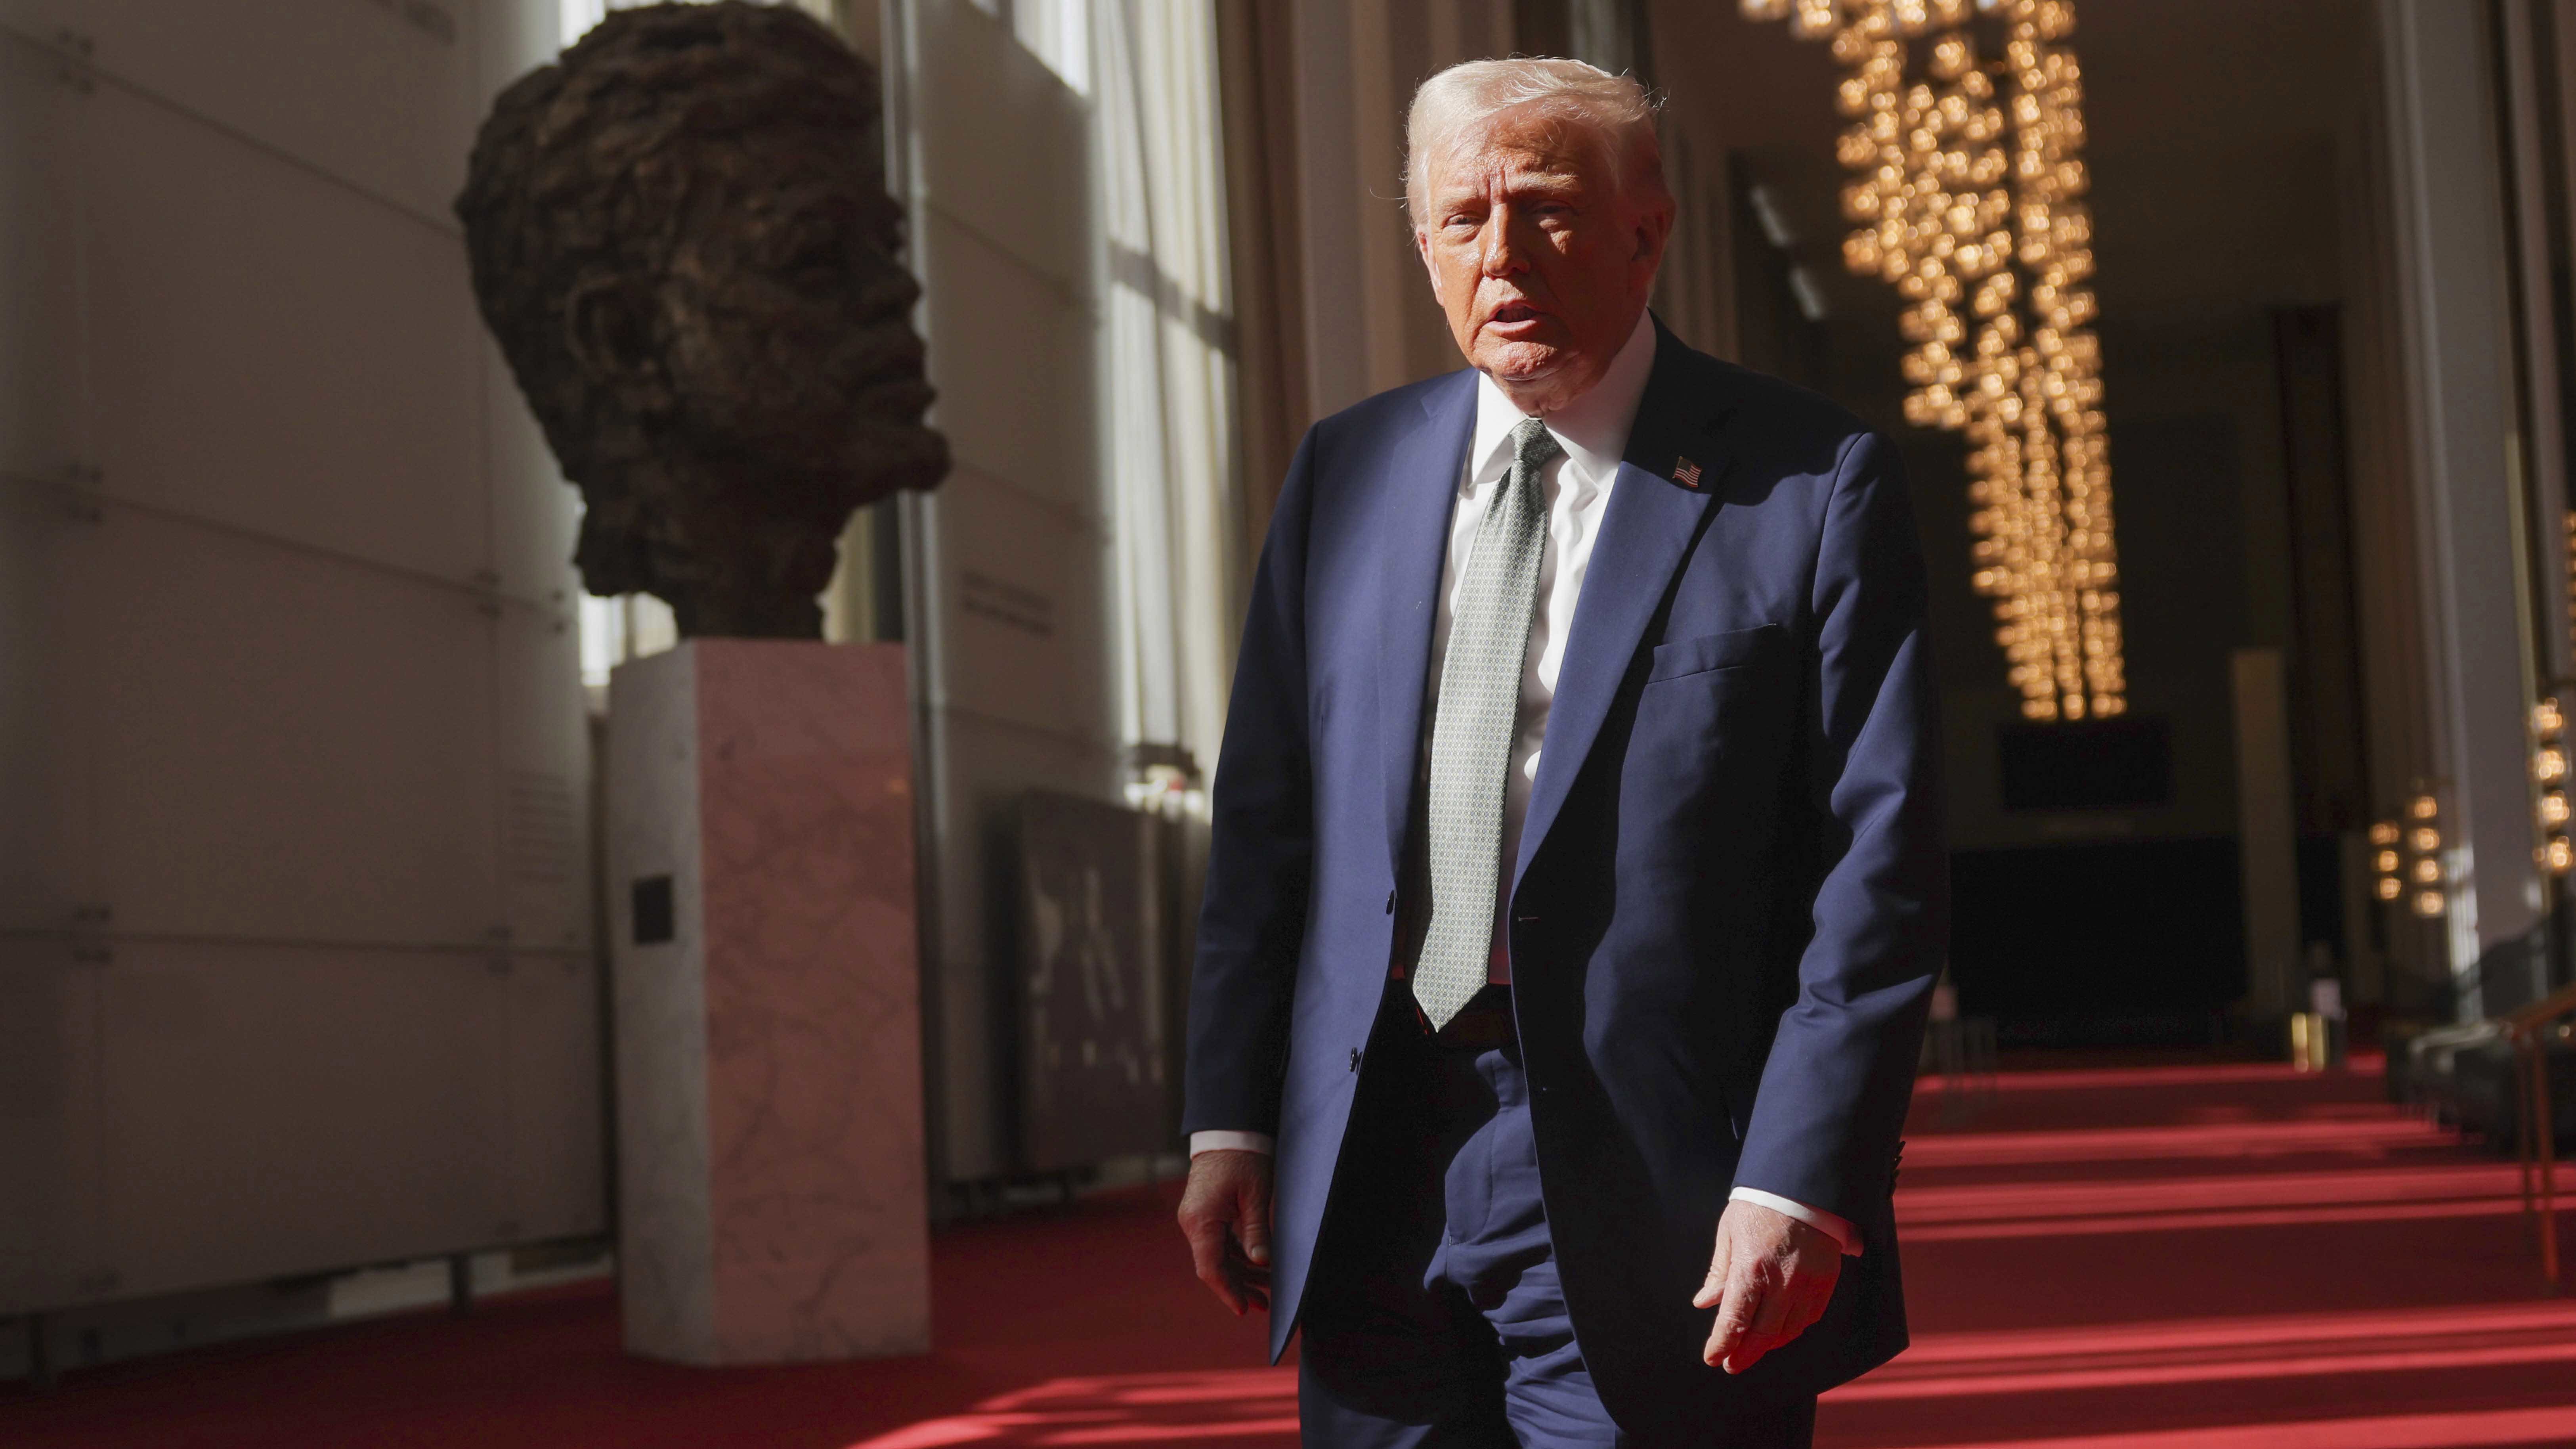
[{"left": 1743, "top": 0, "right": 2125, "bottom": 720}]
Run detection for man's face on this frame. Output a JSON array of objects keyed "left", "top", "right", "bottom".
[{"left": 1415, "top": 111, "right": 1672, "bottom": 410}]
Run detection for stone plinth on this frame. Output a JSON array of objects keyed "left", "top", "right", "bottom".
[{"left": 606, "top": 640, "right": 927, "bottom": 1365}]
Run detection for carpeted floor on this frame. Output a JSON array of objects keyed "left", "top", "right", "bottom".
[{"left": 6, "top": 1055, "right": 2571, "bottom": 1448}]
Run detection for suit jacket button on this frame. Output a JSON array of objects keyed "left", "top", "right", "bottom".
[
  {"left": 1349, "top": 1048, "right": 1362, "bottom": 1072},
  {"left": 1385, "top": 891, "right": 1396, "bottom": 915}
]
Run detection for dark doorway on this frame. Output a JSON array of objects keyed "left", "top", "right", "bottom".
[{"left": 1950, "top": 838, "right": 2248, "bottom": 1046}]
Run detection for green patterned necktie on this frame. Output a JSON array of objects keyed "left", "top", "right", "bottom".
[{"left": 1414, "top": 415, "right": 1560, "bottom": 1030}]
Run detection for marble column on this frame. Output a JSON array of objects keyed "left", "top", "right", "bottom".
[
  {"left": 2233, "top": 649, "right": 2301, "bottom": 1024},
  {"left": 2379, "top": 0, "right": 2549, "bottom": 1016},
  {"left": 606, "top": 640, "right": 928, "bottom": 1365}
]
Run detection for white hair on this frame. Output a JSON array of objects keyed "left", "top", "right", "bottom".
[{"left": 1404, "top": 57, "right": 1666, "bottom": 226}]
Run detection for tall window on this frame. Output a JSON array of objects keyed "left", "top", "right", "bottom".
[
  {"left": 1091, "top": 0, "right": 1239, "bottom": 810},
  {"left": 999, "top": 0, "right": 1089, "bottom": 91},
  {"left": 577, "top": 591, "right": 678, "bottom": 698}
]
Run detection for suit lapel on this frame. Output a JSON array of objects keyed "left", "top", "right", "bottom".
[
  {"left": 1511, "top": 322, "right": 1736, "bottom": 894},
  {"left": 1377, "top": 371, "right": 1480, "bottom": 876}
]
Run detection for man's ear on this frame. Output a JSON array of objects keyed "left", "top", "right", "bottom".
[
  {"left": 564, "top": 274, "right": 673, "bottom": 415},
  {"left": 1634, "top": 194, "right": 1677, "bottom": 266}
]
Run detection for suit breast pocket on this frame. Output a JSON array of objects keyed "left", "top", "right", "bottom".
[{"left": 1645, "top": 624, "right": 1787, "bottom": 683}]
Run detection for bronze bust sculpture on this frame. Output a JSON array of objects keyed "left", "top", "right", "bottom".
[{"left": 457, "top": 2, "right": 946, "bottom": 638}]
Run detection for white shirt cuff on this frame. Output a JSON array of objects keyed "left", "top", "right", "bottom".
[
  {"left": 1729, "top": 1186, "right": 1863, "bottom": 1257},
  {"left": 1189, "top": 1129, "right": 1276, "bottom": 1156}
]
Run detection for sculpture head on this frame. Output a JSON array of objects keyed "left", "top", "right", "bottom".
[{"left": 457, "top": 1, "right": 946, "bottom": 638}]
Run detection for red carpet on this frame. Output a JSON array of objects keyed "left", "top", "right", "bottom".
[{"left": 6, "top": 1055, "right": 2572, "bottom": 1447}]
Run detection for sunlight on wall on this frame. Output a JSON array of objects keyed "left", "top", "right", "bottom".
[{"left": 577, "top": 592, "right": 679, "bottom": 693}]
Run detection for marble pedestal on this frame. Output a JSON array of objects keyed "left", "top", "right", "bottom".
[{"left": 606, "top": 640, "right": 928, "bottom": 1365}]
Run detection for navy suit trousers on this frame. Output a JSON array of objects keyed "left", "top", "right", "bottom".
[{"left": 1296, "top": 986, "right": 1818, "bottom": 1449}]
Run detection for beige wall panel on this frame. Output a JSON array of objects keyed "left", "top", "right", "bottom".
[
  {"left": 473, "top": 0, "right": 561, "bottom": 107},
  {"left": 0, "top": 0, "right": 480, "bottom": 224},
  {"left": 502, "top": 950, "right": 606, "bottom": 1243},
  {"left": 899, "top": 0, "right": 1115, "bottom": 1183},
  {"left": 79, "top": 81, "right": 490, "bottom": 586},
  {"left": 917, "top": 212, "right": 1095, "bottom": 510},
  {"left": 0, "top": 942, "right": 105, "bottom": 1314},
  {"left": 94, "top": 941, "right": 512, "bottom": 1302},
  {"left": 494, "top": 599, "right": 592, "bottom": 954},
  {"left": 84, "top": 509, "right": 501, "bottom": 947},
  {"left": 912, "top": 0, "right": 1089, "bottom": 289},
  {"left": 0, "top": 0, "right": 597, "bottom": 1319},
  {"left": 483, "top": 335, "right": 582, "bottom": 607},
  {"left": 0, "top": 485, "right": 101, "bottom": 934},
  {"left": 919, "top": 708, "right": 1119, "bottom": 1178},
  {"left": 921, "top": 466, "right": 1112, "bottom": 745},
  {"left": 912, "top": 466, "right": 1116, "bottom": 1179},
  {"left": 2233, "top": 649, "right": 2302, "bottom": 1018},
  {"left": 0, "top": 30, "right": 86, "bottom": 484}
]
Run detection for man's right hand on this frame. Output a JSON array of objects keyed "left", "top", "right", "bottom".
[{"left": 1177, "top": 1148, "right": 1274, "bottom": 1316}]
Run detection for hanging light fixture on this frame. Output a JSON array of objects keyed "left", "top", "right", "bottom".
[
  {"left": 1744, "top": 0, "right": 2125, "bottom": 721},
  {"left": 2538, "top": 694, "right": 2573, "bottom": 877},
  {"left": 2368, "top": 819, "right": 2403, "bottom": 903},
  {"left": 2405, "top": 785, "right": 2446, "bottom": 919}
]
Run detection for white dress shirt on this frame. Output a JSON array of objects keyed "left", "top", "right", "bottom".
[{"left": 1189, "top": 312, "right": 1859, "bottom": 1257}]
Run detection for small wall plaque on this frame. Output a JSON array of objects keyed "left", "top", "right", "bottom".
[{"left": 631, "top": 875, "right": 675, "bottom": 945}]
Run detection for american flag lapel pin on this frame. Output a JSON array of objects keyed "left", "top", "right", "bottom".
[{"left": 1672, "top": 456, "right": 1702, "bottom": 488}]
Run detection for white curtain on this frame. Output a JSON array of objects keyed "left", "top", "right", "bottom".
[{"left": 1093, "top": 0, "right": 1240, "bottom": 791}]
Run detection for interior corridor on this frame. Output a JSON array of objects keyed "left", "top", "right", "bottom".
[{"left": 7, "top": 1056, "right": 2567, "bottom": 1449}]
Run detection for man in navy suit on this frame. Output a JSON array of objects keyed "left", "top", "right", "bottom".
[{"left": 1177, "top": 55, "right": 1944, "bottom": 1447}]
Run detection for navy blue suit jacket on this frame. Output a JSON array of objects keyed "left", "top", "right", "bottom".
[{"left": 1185, "top": 319, "right": 1946, "bottom": 1432}]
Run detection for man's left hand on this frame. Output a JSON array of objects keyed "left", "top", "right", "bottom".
[{"left": 1694, "top": 1198, "right": 1842, "bottom": 1374}]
